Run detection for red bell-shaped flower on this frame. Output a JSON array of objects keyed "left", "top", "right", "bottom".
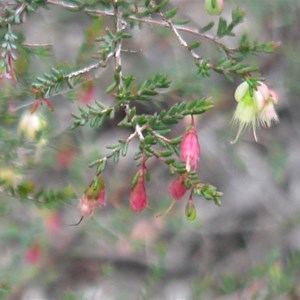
[
  {"left": 169, "top": 175, "right": 187, "bottom": 201},
  {"left": 130, "top": 167, "right": 148, "bottom": 213},
  {"left": 180, "top": 124, "right": 200, "bottom": 172}
]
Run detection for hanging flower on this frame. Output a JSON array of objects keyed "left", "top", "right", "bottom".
[
  {"left": 78, "top": 174, "right": 106, "bottom": 217},
  {"left": 130, "top": 163, "right": 148, "bottom": 213},
  {"left": 169, "top": 175, "right": 187, "bottom": 201},
  {"left": 232, "top": 81, "right": 279, "bottom": 143},
  {"left": 180, "top": 118, "right": 201, "bottom": 172}
]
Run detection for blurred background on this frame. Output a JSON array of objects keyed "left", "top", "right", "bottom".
[{"left": 1, "top": 0, "right": 300, "bottom": 299}]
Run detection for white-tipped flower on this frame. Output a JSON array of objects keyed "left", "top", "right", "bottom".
[
  {"left": 232, "top": 81, "right": 279, "bottom": 143},
  {"left": 18, "top": 112, "right": 47, "bottom": 140},
  {"left": 258, "top": 89, "right": 279, "bottom": 128}
]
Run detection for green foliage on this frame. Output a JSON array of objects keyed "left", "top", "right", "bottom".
[{"left": 0, "top": 0, "right": 278, "bottom": 216}]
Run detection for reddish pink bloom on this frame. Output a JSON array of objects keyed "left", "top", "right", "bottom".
[
  {"left": 45, "top": 212, "right": 63, "bottom": 234},
  {"left": 25, "top": 242, "right": 41, "bottom": 265},
  {"left": 130, "top": 168, "right": 147, "bottom": 213},
  {"left": 79, "top": 175, "right": 106, "bottom": 217},
  {"left": 79, "top": 80, "right": 95, "bottom": 104},
  {"left": 169, "top": 176, "right": 187, "bottom": 200},
  {"left": 56, "top": 147, "right": 74, "bottom": 169},
  {"left": 82, "top": 85, "right": 95, "bottom": 104},
  {"left": 180, "top": 125, "right": 200, "bottom": 171}
]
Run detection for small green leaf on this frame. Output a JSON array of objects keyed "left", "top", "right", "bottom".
[
  {"left": 217, "top": 18, "right": 227, "bottom": 37},
  {"left": 165, "top": 7, "right": 178, "bottom": 19},
  {"left": 188, "top": 41, "right": 201, "bottom": 50},
  {"left": 121, "top": 143, "right": 128, "bottom": 157},
  {"left": 105, "top": 82, "right": 117, "bottom": 93},
  {"left": 121, "top": 32, "right": 132, "bottom": 39},
  {"left": 200, "top": 21, "right": 214, "bottom": 33}
]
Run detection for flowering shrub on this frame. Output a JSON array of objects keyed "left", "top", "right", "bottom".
[{"left": 0, "top": 0, "right": 279, "bottom": 222}]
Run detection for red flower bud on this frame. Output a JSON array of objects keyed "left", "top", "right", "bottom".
[
  {"left": 130, "top": 168, "right": 147, "bottom": 213},
  {"left": 25, "top": 242, "right": 41, "bottom": 265},
  {"left": 79, "top": 175, "right": 105, "bottom": 217},
  {"left": 180, "top": 125, "right": 200, "bottom": 172},
  {"left": 169, "top": 176, "right": 187, "bottom": 201}
]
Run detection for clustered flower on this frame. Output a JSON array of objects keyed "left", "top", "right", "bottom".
[
  {"left": 168, "top": 117, "right": 201, "bottom": 218},
  {"left": 76, "top": 81, "right": 278, "bottom": 221},
  {"left": 232, "top": 81, "right": 279, "bottom": 143}
]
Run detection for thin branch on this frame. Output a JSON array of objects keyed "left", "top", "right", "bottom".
[
  {"left": 64, "top": 52, "right": 113, "bottom": 79},
  {"left": 158, "top": 11, "right": 203, "bottom": 63},
  {"left": 150, "top": 129, "right": 172, "bottom": 143},
  {"left": 83, "top": 9, "right": 234, "bottom": 54},
  {"left": 113, "top": 1, "right": 124, "bottom": 87},
  {"left": 14, "top": 2, "right": 27, "bottom": 17},
  {"left": 22, "top": 42, "right": 53, "bottom": 48},
  {"left": 46, "top": 0, "right": 81, "bottom": 10},
  {"left": 12, "top": 54, "right": 114, "bottom": 113},
  {"left": 126, "top": 124, "right": 148, "bottom": 143}
]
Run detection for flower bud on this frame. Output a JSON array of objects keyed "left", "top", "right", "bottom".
[
  {"left": 18, "top": 111, "right": 47, "bottom": 140},
  {"left": 130, "top": 168, "right": 147, "bottom": 213},
  {"left": 169, "top": 176, "right": 187, "bottom": 201},
  {"left": 79, "top": 175, "right": 105, "bottom": 217},
  {"left": 25, "top": 242, "right": 41, "bottom": 265},
  {"left": 180, "top": 126, "right": 200, "bottom": 172},
  {"left": 185, "top": 199, "right": 197, "bottom": 221},
  {"left": 204, "top": 0, "right": 224, "bottom": 15}
]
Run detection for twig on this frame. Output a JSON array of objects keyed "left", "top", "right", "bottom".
[
  {"left": 150, "top": 129, "right": 172, "bottom": 143},
  {"left": 159, "top": 11, "right": 203, "bottom": 63},
  {"left": 64, "top": 52, "right": 113, "bottom": 79},
  {"left": 46, "top": 0, "right": 81, "bottom": 10},
  {"left": 22, "top": 42, "right": 53, "bottom": 48},
  {"left": 113, "top": 1, "right": 124, "bottom": 87},
  {"left": 11, "top": 54, "right": 114, "bottom": 113},
  {"left": 126, "top": 124, "right": 147, "bottom": 143},
  {"left": 83, "top": 9, "right": 234, "bottom": 54}
]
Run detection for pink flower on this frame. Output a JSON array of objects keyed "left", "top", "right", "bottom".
[
  {"left": 130, "top": 167, "right": 147, "bottom": 213},
  {"left": 45, "top": 212, "right": 63, "bottom": 235},
  {"left": 180, "top": 124, "right": 200, "bottom": 172},
  {"left": 25, "top": 242, "right": 42, "bottom": 265},
  {"left": 79, "top": 175, "right": 105, "bottom": 217},
  {"left": 169, "top": 176, "right": 187, "bottom": 201},
  {"left": 258, "top": 89, "right": 279, "bottom": 128},
  {"left": 56, "top": 147, "right": 74, "bottom": 169}
]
